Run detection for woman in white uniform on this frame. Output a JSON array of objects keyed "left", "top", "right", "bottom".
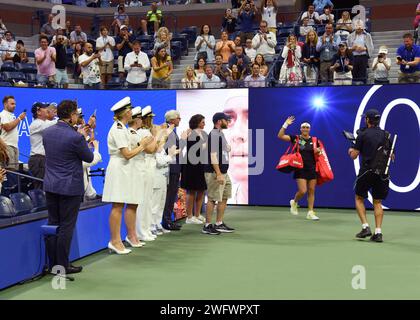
[
  {"left": 103, "top": 97, "right": 153, "bottom": 255},
  {"left": 151, "top": 128, "right": 180, "bottom": 235},
  {"left": 136, "top": 106, "right": 173, "bottom": 241}
]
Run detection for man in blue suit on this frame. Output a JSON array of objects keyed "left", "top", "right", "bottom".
[{"left": 43, "top": 100, "right": 94, "bottom": 275}]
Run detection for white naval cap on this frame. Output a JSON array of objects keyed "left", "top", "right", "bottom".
[
  {"left": 131, "top": 106, "right": 142, "bottom": 118},
  {"left": 111, "top": 97, "right": 132, "bottom": 113},
  {"left": 141, "top": 105, "right": 155, "bottom": 117}
]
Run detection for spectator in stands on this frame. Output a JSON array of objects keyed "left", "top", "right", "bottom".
[
  {"left": 319, "top": 5, "right": 334, "bottom": 24},
  {"left": 0, "top": 18, "right": 7, "bottom": 40},
  {"left": 195, "top": 57, "right": 206, "bottom": 76},
  {"left": 123, "top": 17, "right": 134, "bottom": 35},
  {"left": 216, "top": 31, "right": 235, "bottom": 63},
  {"left": 259, "top": 0, "right": 278, "bottom": 34},
  {"left": 13, "top": 40, "right": 28, "bottom": 64},
  {"left": 64, "top": 20, "right": 72, "bottom": 39},
  {"left": 252, "top": 20, "right": 277, "bottom": 61},
  {"left": 313, "top": 0, "right": 333, "bottom": 14},
  {"left": 372, "top": 46, "right": 391, "bottom": 84},
  {"left": 300, "top": 17, "right": 314, "bottom": 38},
  {"left": 396, "top": 33, "right": 420, "bottom": 83},
  {"left": 70, "top": 25, "right": 88, "bottom": 51},
  {"left": 40, "top": 14, "right": 56, "bottom": 39},
  {"left": 229, "top": 46, "right": 251, "bottom": 75},
  {"left": 316, "top": 23, "right": 339, "bottom": 83},
  {"left": 279, "top": 34, "right": 303, "bottom": 85},
  {"left": 146, "top": 2, "right": 163, "bottom": 36},
  {"left": 214, "top": 53, "right": 229, "bottom": 83},
  {"left": 347, "top": 20, "right": 373, "bottom": 84},
  {"left": 330, "top": 41, "right": 353, "bottom": 85},
  {"left": 51, "top": 28, "right": 69, "bottom": 47},
  {"left": 154, "top": 27, "right": 172, "bottom": 56},
  {"left": 244, "top": 63, "right": 266, "bottom": 87},
  {"left": 53, "top": 35, "right": 69, "bottom": 89},
  {"left": 72, "top": 43, "right": 83, "bottom": 83},
  {"left": 151, "top": 45, "right": 173, "bottom": 88},
  {"left": 115, "top": 25, "right": 136, "bottom": 80},
  {"left": 0, "top": 96, "right": 26, "bottom": 170},
  {"left": 181, "top": 65, "right": 200, "bottom": 89},
  {"left": 227, "top": 64, "right": 245, "bottom": 88},
  {"left": 29, "top": 102, "right": 56, "bottom": 189},
  {"left": 414, "top": 3, "right": 420, "bottom": 44},
  {"left": 222, "top": 8, "right": 237, "bottom": 37},
  {"left": 112, "top": 4, "right": 129, "bottom": 36},
  {"left": 336, "top": 11, "right": 353, "bottom": 39},
  {"left": 79, "top": 42, "right": 102, "bottom": 89},
  {"left": 302, "top": 29, "right": 320, "bottom": 85},
  {"left": 124, "top": 40, "right": 150, "bottom": 88},
  {"left": 199, "top": 64, "right": 222, "bottom": 89},
  {"left": 96, "top": 26, "right": 116, "bottom": 87},
  {"left": 244, "top": 38, "right": 256, "bottom": 62},
  {"left": 233, "top": 36, "right": 242, "bottom": 48},
  {"left": 238, "top": 0, "right": 257, "bottom": 45},
  {"left": 301, "top": 5, "right": 320, "bottom": 26},
  {"left": 195, "top": 25, "right": 216, "bottom": 63},
  {"left": 0, "top": 31, "right": 16, "bottom": 62},
  {"left": 254, "top": 53, "right": 268, "bottom": 76},
  {"left": 129, "top": 0, "right": 143, "bottom": 7},
  {"left": 35, "top": 36, "right": 57, "bottom": 87}
]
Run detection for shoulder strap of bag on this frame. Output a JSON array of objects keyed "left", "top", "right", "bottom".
[
  {"left": 312, "top": 136, "right": 319, "bottom": 159},
  {"left": 293, "top": 135, "right": 300, "bottom": 154}
]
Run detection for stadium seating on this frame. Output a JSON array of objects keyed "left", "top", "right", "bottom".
[
  {"left": 28, "top": 189, "right": 47, "bottom": 211},
  {"left": 0, "top": 196, "right": 16, "bottom": 218},
  {"left": 0, "top": 62, "right": 17, "bottom": 72},
  {"left": 9, "top": 192, "right": 37, "bottom": 215}
]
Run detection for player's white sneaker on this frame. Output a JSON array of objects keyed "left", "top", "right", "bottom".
[
  {"left": 306, "top": 210, "right": 320, "bottom": 221},
  {"left": 290, "top": 200, "right": 299, "bottom": 215}
]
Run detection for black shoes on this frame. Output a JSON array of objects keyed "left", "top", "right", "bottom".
[
  {"left": 215, "top": 222, "right": 235, "bottom": 233},
  {"left": 162, "top": 222, "right": 182, "bottom": 231},
  {"left": 202, "top": 224, "right": 221, "bottom": 235},
  {"left": 370, "top": 233, "right": 383, "bottom": 243},
  {"left": 356, "top": 227, "right": 372, "bottom": 239},
  {"left": 66, "top": 265, "right": 83, "bottom": 274}
]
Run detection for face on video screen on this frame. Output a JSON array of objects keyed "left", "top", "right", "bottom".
[{"left": 176, "top": 89, "right": 249, "bottom": 204}]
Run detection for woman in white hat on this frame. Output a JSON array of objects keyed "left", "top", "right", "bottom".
[
  {"left": 136, "top": 106, "right": 174, "bottom": 240},
  {"left": 103, "top": 97, "right": 154, "bottom": 255},
  {"left": 372, "top": 46, "right": 391, "bottom": 84}
]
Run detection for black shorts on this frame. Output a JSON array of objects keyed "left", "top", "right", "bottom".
[
  {"left": 355, "top": 170, "right": 390, "bottom": 200},
  {"left": 293, "top": 168, "right": 317, "bottom": 180}
]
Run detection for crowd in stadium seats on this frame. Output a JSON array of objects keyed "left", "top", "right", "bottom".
[{"left": 0, "top": 1, "right": 419, "bottom": 89}]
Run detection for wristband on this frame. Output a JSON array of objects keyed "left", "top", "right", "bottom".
[{"left": 282, "top": 122, "right": 289, "bottom": 129}]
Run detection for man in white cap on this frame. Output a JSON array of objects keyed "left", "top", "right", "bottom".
[{"left": 372, "top": 46, "right": 391, "bottom": 84}]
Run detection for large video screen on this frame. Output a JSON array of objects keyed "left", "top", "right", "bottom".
[
  {"left": 249, "top": 85, "right": 420, "bottom": 211},
  {"left": 1, "top": 85, "right": 419, "bottom": 211}
]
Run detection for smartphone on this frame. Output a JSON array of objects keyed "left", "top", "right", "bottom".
[
  {"left": 397, "top": 56, "right": 403, "bottom": 62},
  {"left": 92, "top": 109, "right": 97, "bottom": 118},
  {"left": 23, "top": 109, "right": 27, "bottom": 113}
]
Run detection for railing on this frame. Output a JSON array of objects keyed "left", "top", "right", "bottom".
[{"left": 2, "top": 168, "right": 43, "bottom": 195}]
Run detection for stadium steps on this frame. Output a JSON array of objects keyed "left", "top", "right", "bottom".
[{"left": 170, "top": 47, "right": 197, "bottom": 89}]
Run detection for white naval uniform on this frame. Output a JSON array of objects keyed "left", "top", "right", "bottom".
[
  {"left": 151, "top": 148, "right": 172, "bottom": 228},
  {"left": 102, "top": 120, "right": 136, "bottom": 204},
  {"left": 133, "top": 128, "right": 156, "bottom": 239}
]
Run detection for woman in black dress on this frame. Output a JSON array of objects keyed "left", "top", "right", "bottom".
[
  {"left": 277, "top": 116, "right": 322, "bottom": 221},
  {"left": 181, "top": 114, "right": 207, "bottom": 225}
]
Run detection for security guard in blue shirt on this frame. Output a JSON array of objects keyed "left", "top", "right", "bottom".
[{"left": 348, "top": 109, "right": 393, "bottom": 243}]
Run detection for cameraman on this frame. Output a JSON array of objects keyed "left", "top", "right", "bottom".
[
  {"left": 348, "top": 109, "right": 392, "bottom": 243},
  {"left": 372, "top": 46, "right": 391, "bottom": 84}
]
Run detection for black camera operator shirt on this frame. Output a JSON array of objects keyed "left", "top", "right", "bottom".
[
  {"left": 289, "top": 135, "right": 316, "bottom": 171},
  {"left": 354, "top": 127, "right": 387, "bottom": 172}
]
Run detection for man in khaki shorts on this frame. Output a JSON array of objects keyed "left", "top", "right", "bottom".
[{"left": 202, "top": 112, "right": 235, "bottom": 235}]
